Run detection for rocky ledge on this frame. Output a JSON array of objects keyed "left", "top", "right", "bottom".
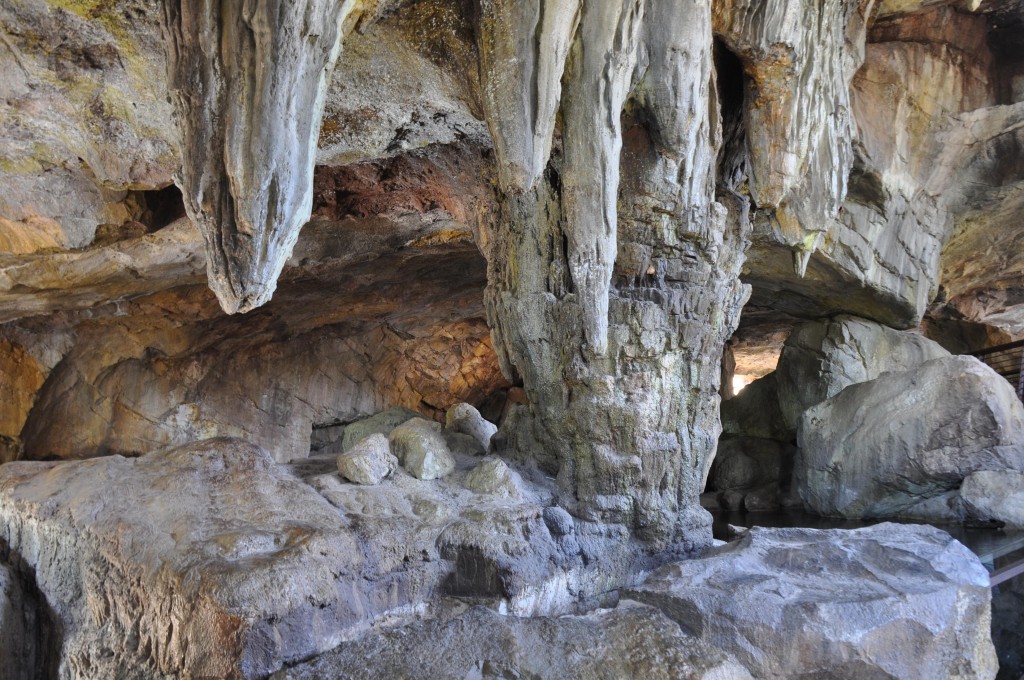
[{"left": 0, "top": 436, "right": 997, "bottom": 679}]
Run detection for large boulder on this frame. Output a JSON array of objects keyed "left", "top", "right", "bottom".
[
  {"left": 777, "top": 315, "right": 949, "bottom": 431},
  {"left": 272, "top": 602, "right": 752, "bottom": 680},
  {"left": 797, "top": 355, "right": 1024, "bottom": 518},
  {"left": 0, "top": 438, "right": 411, "bottom": 678},
  {"left": 629, "top": 524, "right": 997, "bottom": 680}
]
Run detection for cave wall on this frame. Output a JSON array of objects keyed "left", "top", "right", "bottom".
[{"left": 0, "top": 0, "right": 1021, "bottom": 544}]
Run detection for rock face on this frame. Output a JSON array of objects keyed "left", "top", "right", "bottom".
[
  {"left": 797, "top": 355, "right": 1024, "bottom": 519},
  {"left": 336, "top": 433, "right": 396, "bottom": 485},
  {"left": 629, "top": 524, "right": 998, "bottom": 680},
  {"left": 273, "top": 602, "right": 753, "bottom": 680}
]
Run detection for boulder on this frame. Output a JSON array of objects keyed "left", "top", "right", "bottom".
[
  {"left": 629, "top": 524, "right": 997, "bottom": 680},
  {"left": 777, "top": 315, "right": 949, "bottom": 431},
  {"left": 271, "top": 602, "right": 752, "bottom": 680},
  {"left": 463, "top": 458, "right": 523, "bottom": 499},
  {"left": 445, "top": 402, "right": 497, "bottom": 451},
  {"left": 797, "top": 355, "right": 1024, "bottom": 518},
  {"left": 720, "top": 373, "right": 789, "bottom": 441},
  {"left": 0, "top": 439, "right": 388, "bottom": 678},
  {"left": 706, "top": 437, "right": 794, "bottom": 512},
  {"left": 336, "top": 434, "right": 397, "bottom": 485},
  {"left": 961, "top": 470, "right": 1024, "bottom": 528},
  {"left": 342, "top": 407, "right": 421, "bottom": 452},
  {"left": 389, "top": 418, "right": 456, "bottom": 480}
]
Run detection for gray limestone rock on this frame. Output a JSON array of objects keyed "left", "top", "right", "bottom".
[
  {"left": 777, "top": 315, "right": 950, "bottom": 432},
  {"left": 390, "top": 417, "right": 456, "bottom": 480},
  {"left": 341, "top": 407, "right": 421, "bottom": 452},
  {"left": 272, "top": 601, "right": 752, "bottom": 680},
  {"left": 480, "top": 0, "right": 750, "bottom": 546},
  {"left": 961, "top": 470, "right": 1024, "bottom": 528},
  {"left": 629, "top": 523, "right": 997, "bottom": 680},
  {"left": 160, "top": 0, "right": 355, "bottom": 313},
  {"left": 445, "top": 402, "right": 497, "bottom": 452},
  {"left": 443, "top": 430, "right": 486, "bottom": 457},
  {"left": 797, "top": 355, "right": 1024, "bottom": 519},
  {"left": 0, "top": 438, "right": 383, "bottom": 678},
  {"left": 336, "top": 433, "right": 397, "bottom": 485},
  {"left": 463, "top": 457, "right": 523, "bottom": 499}
]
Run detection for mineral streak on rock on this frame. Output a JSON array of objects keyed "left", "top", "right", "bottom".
[{"left": 159, "top": 0, "right": 355, "bottom": 314}]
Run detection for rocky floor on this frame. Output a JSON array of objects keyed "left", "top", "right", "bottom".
[{"left": 0, "top": 433, "right": 999, "bottom": 679}]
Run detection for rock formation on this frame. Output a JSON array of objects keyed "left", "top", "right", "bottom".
[
  {"left": 0, "top": 0, "right": 1021, "bottom": 677},
  {"left": 160, "top": 0, "right": 355, "bottom": 313}
]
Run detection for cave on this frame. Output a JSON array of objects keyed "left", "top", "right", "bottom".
[{"left": 1, "top": 0, "right": 1024, "bottom": 678}]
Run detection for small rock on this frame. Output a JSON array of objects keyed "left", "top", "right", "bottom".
[
  {"left": 389, "top": 418, "right": 455, "bottom": 481},
  {"left": 443, "top": 430, "right": 485, "bottom": 457},
  {"left": 445, "top": 403, "right": 497, "bottom": 451},
  {"left": 463, "top": 458, "right": 522, "bottom": 498},
  {"left": 542, "top": 506, "right": 575, "bottom": 536},
  {"left": 342, "top": 407, "right": 421, "bottom": 452},
  {"left": 336, "top": 434, "right": 397, "bottom": 485}
]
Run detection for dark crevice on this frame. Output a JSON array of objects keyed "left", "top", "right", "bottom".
[{"left": 713, "top": 38, "right": 748, "bottom": 194}]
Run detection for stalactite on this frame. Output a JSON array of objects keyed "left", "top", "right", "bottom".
[{"left": 160, "top": 0, "right": 356, "bottom": 314}]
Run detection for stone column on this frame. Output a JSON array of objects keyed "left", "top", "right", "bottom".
[{"left": 477, "top": 0, "right": 751, "bottom": 549}]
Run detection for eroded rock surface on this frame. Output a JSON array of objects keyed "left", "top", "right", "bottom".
[
  {"left": 797, "top": 355, "right": 1024, "bottom": 519},
  {"left": 629, "top": 524, "right": 998, "bottom": 680},
  {"left": 273, "top": 602, "right": 753, "bottom": 680}
]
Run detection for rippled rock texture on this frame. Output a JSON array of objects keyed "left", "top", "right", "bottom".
[{"left": 630, "top": 523, "right": 998, "bottom": 680}]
